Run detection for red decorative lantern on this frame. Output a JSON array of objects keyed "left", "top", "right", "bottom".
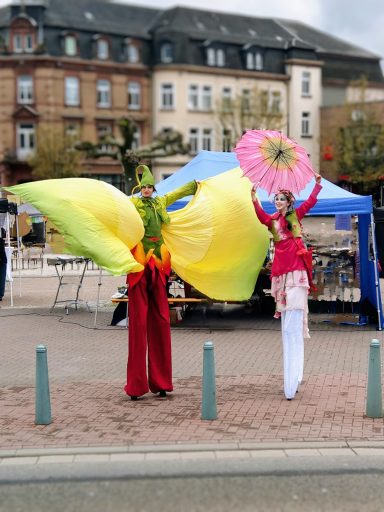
[{"left": 323, "top": 145, "right": 334, "bottom": 161}]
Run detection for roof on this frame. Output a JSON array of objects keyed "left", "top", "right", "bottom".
[
  {"left": 0, "top": 0, "right": 161, "bottom": 38},
  {"left": 47, "top": 0, "right": 160, "bottom": 38},
  {"left": 151, "top": 6, "right": 379, "bottom": 59},
  {"left": 277, "top": 19, "right": 380, "bottom": 59},
  {"left": 152, "top": 7, "right": 315, "bottom": 50}
]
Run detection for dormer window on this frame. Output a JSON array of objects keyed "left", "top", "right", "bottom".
[
  {"left": 125, "top": 38, "right": 140, "bottom": 63},
  {"left": 126, "top": 42, "right": 139, "bottom": 63},
  {"left": 64, "top": 35, "right": 77, "bottom": 56},
  {"left": 96, "top": 38, "right": 109, "bottom": 60},
  {"left": 245, "top": 50, "right": 263, "bottom": 71},
  {"left": 10, "top": 15, "right": 37, "bottom": 53},
  {"left": 160, "top": 42, "right": 173, "bottom": 63},
  {"left": 206, "top": 47, "right": 225, "bottom": 67},
  {"left": 217, "top": 49, "right": 225, "bottom": 67},
  {"left": 207, "top": 48, "right": 215, "bottom": 66}
]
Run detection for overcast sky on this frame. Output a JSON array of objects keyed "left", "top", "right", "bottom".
[{"left": 1, "top": 0, "right": 383, "bottom": 63}]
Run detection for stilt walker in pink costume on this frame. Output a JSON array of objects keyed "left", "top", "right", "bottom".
[
  {"left": 252, "top": 173, "right": 322, "bottom": 400},
  {"left": 124, "top": 165, "right": 197, "bottom": 400}
]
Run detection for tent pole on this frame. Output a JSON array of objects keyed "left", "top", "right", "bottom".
[
  {"left": 5, "top": 213, "right": 13, "bottom": 307},
  {"left": 15, "top": 211, "right": 22, "bottom": 297},
  {"left": 371, "top": 213, "right": 382, "bottom": 331},
  {"left": 93, "top": 266, "right": 102, "bottom": 327}
]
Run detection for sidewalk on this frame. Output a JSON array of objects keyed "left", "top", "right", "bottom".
[{"left": 1, "top": 271, "right": 384, "bottom": 461}]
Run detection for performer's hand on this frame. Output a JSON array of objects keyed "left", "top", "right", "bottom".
[
  {"left": 315, "top": 173, "right": 321, "bottom": 184},
  {"left": 251, "top": 182, "right": 260, "bottom": 202}
]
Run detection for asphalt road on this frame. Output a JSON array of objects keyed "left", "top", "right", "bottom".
[{"left": 2, "top": 455, "right": 384, "bottom": 512}]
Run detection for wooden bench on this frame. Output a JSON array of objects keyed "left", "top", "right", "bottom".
[
  {"left": 111, "top": 297, "right": 209, "bottom": 323},
  {"left": 111, "top": 297, "right": 207, "bottom": 304}
]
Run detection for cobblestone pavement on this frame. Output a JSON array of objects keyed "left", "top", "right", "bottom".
[{"left": 1, "top": 271, "right": 384, "bottom": 452}]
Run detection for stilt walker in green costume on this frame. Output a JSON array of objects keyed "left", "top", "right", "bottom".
[{"left": 124, "top": 165, "right": 197, "bottom": 400}]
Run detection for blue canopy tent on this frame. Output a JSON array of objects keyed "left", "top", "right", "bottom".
[{"left": 156, "top": 151, "right": 383, "bottom": 329}]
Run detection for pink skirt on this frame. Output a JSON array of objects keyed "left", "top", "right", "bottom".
[{"left": 271, "top": 270, "right": 310, "bottom": 338}]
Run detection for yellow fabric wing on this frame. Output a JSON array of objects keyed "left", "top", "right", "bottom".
[
  {"left": 163, "top": 167, "right": 270, "bottom": 301},
  {"left": 5, "top": 178, "right": 144, "bottom": 275}
]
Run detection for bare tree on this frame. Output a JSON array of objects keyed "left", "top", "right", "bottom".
[
  {"left": 216, "top": 86, "right": 285, "bottom": 150},
  {"left": 28, "top": 127, "right": 82, "bottom": 180}
]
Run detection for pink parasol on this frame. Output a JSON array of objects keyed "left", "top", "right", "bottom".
[{"left": 234, "top": 129, "right": 316, "bottom": 195}]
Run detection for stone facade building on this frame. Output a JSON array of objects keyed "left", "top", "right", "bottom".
[{"left": 0, "top": 0, "right": 383, "bottom": 187}]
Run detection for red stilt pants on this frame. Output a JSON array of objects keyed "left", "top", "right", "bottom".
[{"left": 124, "top": 265, "right": 172, "bottom": 397}]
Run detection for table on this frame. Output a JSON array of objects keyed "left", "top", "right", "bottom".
[{"left": 47, "top": 255, "right": 91, "bottom": 313}]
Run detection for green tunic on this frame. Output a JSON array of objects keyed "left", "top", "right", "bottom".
[{"left": 130, "top": 181, "right": 197, "bottom": 258}]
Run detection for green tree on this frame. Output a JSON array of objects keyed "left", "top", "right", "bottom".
[
  {"left": 28, "top": 127, "right": 82, "bottom": 179},
  {"left": 76, "top": 117, "right": 189, "bottom": 195},
  {"left": 336, "top": 77, "right": 384, "bottom": 194}
]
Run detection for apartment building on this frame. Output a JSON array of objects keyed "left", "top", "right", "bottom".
[
  {"left": 0, "top": 0, "right": 383, "bottom": 187},
  {"left": 0, "top": 0, "right": 155, "bottom": 187}
]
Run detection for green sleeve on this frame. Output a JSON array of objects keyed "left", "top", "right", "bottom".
[{"left": 164, "top": 181, "right": 197, "bottom": 207}]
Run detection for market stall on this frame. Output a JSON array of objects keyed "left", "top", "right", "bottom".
[{"left": 156, "top": 151, "right": 383, "bottom": 329}]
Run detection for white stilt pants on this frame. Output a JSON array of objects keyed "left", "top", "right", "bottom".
[{"left": 281, "top": 309, "right": 304, "bottom": 399}]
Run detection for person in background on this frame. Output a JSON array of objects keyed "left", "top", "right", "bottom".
[
  {"left": 251, "top": 174, "right": 322, "bottom": 400},
  {"left": 0, "top": 228, "right": 7, "bottom": 301},
  {"left": 125, "top": 165, "right": 197, "bottom": 401}
]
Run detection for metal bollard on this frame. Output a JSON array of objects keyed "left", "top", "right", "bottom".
[
  {"left": 366, "top": 339, "right": 383, "bottom": 418},
  {"left": 35, "top": 345, "right": 52, "bottom": 425},
  {"left": 201, "top": 341, "right": 217, "bottom": 420}
]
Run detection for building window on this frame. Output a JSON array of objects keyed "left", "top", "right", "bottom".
[
  {"left": 301, "top": 71, "right": 311, "bottom": 96},
  {"left": 246, "top": 52, "right": 253, "bottom": 70},
  {"left": 241, "top": 89, "right": 251, "bottom": 113},
  {"left": 65, "top": 77, "right": 80, "bottom": 106},
  {"left": 206, "top": 48, "right": 226, "bottom": 67},
  {"left": 202, "top": 128, "right": 213, "bottom": 151},
  {"left": 270, "top": 91, "right": 281, "bottom": 113},
  {"left": 201, "top": 85, "right": 212, "bottom": 111},
  {"left": 188, "top": 84, "right": 212, "bottom": 111},
  {"left": 160, "top": 42, "right": 173, "bottom": 63},
  {"left": 221, "top": 87, "right": 232, "bottom": 112},
  {"left": 301, "top": 112, "right": 311, "bottom": 136},
  {"left": 189, "top": 128, "right": 199, "bottom": 154},
  {"left": 188, "top": 84, "right": 199, "bottom": 110},
  {"left": 13, "top": 34, "right": 23, "bottom": 52},
  {"left": 160, "top": 83, "right": 174, "bottom": 109},
  {"left": 128, "top": 81, "right": 141, "bottom": 110},
  {"left": 131, "top": 125, "right": 141, "bottom": 149},
  {"left": 97, "top": 123, "right": 114, "bottom": 153},
  {"left": 13, "top": 33, "right": 34, "bottom": 53},
  {"left": 17, "top": 75, "right": 33, "bottom": 104},
  {"left": 96, "top": 79, "right": 111, "bottom": 107},
  {"left": 126, "top": 42, "right": 139, "bottom": 63},
  {"left": 188, "top": 127, "right": 213, "bottom": 153},
  {"left": 25, "top": 34, "right": 33, "bottom": 52},
  {"left": 65, "top": 122, "right": 81, "bottom": 141},
  {"left": 217, "top": 49, "right": 225, "bottom": 67},
  {"left": 245, "top": 51, "right": 263, "bottom": 70},
  {"left": 97, "top": 39, "right": 109, "bottom": 60},
  {"left": 255, "top": 52, "right": 263, "bottom": 70},
  {"left": 65, "top": 35, "right": 77, "bottom": 56},
  {"left": 17, "top": 123, "right": 35, "bottom": 160},
  {"left": 207, "top": 48, "right": 215, "bottom": 66},
  {"left": 222, "top": 129, "right": 232, "bottom": 152},
  {"left": 260, "top": 90, "right": 269, "bottom": 113}
]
